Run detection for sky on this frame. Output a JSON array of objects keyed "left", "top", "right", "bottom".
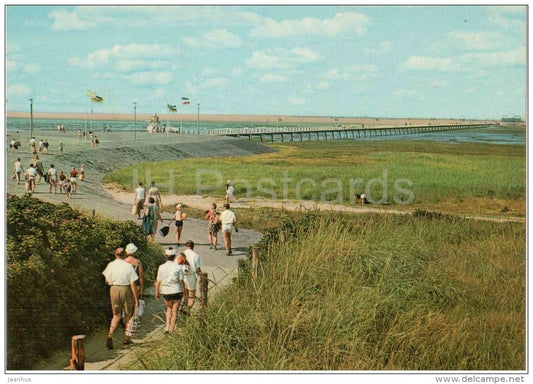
[{"left": 4, "top": 4, "right": 527, "bottom": 120}]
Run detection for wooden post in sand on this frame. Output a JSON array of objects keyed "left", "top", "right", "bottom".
[
  {"left": 251, "top": 247, "right": 259, "bottom": 278},
  {"left": 70, "top": 335, "right": 86, "bottom": 370}
]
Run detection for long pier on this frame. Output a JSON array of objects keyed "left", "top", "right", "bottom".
[{"left": 211, "top": 123, "right": 494, "bottom": 142}]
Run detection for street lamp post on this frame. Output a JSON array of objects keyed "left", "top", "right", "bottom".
[
  {"left": 197, "top": 103, "right": 200, "bottom": 134},
  {"left": 133, "top": 102, "right": 137, "bottom": 141},
  {"left": 29, "top": 98, "right": 33, "bottom": 139}
]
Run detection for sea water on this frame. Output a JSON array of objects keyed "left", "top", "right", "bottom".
[{"left": 6, "top": 117, "right": 526, "bottom": 145}]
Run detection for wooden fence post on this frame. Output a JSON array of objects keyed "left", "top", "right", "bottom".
[
  {"left": 199, "top": 272, "right": 208, "bottom": 311},
  {"left": 252, "top": 247, "right": 259, "bottom": 278},
  {"left": 70, "top": 335, "right": 86, "bottom": 370}
]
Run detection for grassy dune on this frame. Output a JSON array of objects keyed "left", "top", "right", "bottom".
[
  {"left": 132, "top": 212, "right": 525, "bottom": 370},
  {"left": 104, "top": 140, "right": 526, "bottom": 217}
]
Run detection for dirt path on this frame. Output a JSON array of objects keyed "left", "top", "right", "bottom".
[{"left": 106, "top": 188, "right": 525, "bottom": 224}]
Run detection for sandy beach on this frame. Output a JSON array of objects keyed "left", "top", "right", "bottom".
[{"left": 6, "top": 110, "right": 497, "bottom": 126}]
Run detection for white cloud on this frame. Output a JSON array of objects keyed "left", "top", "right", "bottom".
[
  {"left": 6, "top": 61, "right": 40, "bottom": 75},
  {"left": 183, "top": 29, "right": 243, "bottom": 49},
  {"left": 393, "top": 89, "right": 419, "bottom": 99},
  {"left": 291, "top": 47, "right": 321, "bottom": 62},
  {"left": 7, "top": 84, "right": 31, "bottom": 98},
  {"left": 24, "top": 64, "right": 41, "bottom": 75},
  {"left": 6, "top": 60, "right": 19, "bottom": 73},
  {"left": 430, "top": 80, "right": 449, "bottom": 88},
  {"left": 288, "top": 97, "right": 305, "bottom": 105},
  {"left": 459, "top": 46, "right": 526, "bottom": 67},
  {"left": 404, "top": 56, "right": 461, "bottom": 72},
  {"left": 187, "top": 77, "right": 229, "bottom": 92},
  {"left": 260, "top": 73, "right": 288, "bottom": 83},
  {"left": 201, "top": 68, "right": 219, "bottom": 76},
  {"left": 404, "top": 44, "right": 525, "bottom": 74},
  {"left": 69, "top": 44, "right": 178, "bottom": 76},
  {"left": 364, "top": 41, "right": 392, "bottom": 55},
  {"left": 445, "top": 30, "right": 508, "bottom": 51},
  {"left": 49, "top": 7, "right": 114, "bottom": 31},
  {"left": 487, "top": 7, "right": 527, "bottom": 35},
  {"left": 246, "top": 51, "right": 283, "bottom": 70},
  {"left": 325, "top": 65, "right": 380, "bottom": 81},
  {"left": 251, "top": 12, "right": 369, "bottom": 38},
  {"left": 325, "top": 69, "right": 341, "bottom": 79},
  {"left": 231, "top": 67, "right": 243, "bottom": 76},
  {"left": 124, "top": 71, "right": 174, "bottom": 85},
  {"left": 246, "top": 48, "right": 321, "bottom": 70}
]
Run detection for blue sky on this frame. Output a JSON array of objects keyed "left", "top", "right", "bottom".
[{"left": 5, "top": 5, "right": 527, "bottom": 119}]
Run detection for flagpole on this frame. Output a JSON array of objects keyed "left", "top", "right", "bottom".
[
  {"left": 133, "top": 102, "right": 137, "bottom": 141},
  {"left": 197, "top": 103, "right": 200, "bottom": 135}
]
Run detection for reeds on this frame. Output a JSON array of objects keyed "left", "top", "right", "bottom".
[{"left": 139, "top": 212, "right": 525, "bottom": 370}]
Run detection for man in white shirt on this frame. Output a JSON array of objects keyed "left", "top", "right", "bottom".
[
  {"left": 102, "top": 247, "right": 139, "bottom": 349},
  {"left": 180, "top": 240, "right": 202, "bottom": 314},
  {"left": 13, "top": 158, "right": 23, "bottom": 184},
  {"left": 220, "top": 203, "right": 237, "bottom": 256},
  {"left": 148, "top": 181, "right": 162, "bottom": 209},
  {"left": 25, "top": 164, "right": 37, "bottom": 193},
  {"left": 133, "top": 182, "right": 146, "bottom": 219}
]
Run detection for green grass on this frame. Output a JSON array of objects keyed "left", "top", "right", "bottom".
[
  {"left": 131, "top": 211, "right": 526, "bottom": 370},
  {"left": 103, "top": 140, "right": 525, "bottom": 213}
]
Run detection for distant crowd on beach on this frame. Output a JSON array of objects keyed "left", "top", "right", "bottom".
[{"left": 10, "top": 137, "right": 86, "bottom": 200}]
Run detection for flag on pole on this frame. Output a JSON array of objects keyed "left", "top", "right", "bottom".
[
  {"left": 168, "top": 104, "right": 177, "bottom": 112},
  {"left": 182, "top": 97, "right": 190, "bottom": 105},
  {"left": 87, "top": 90, "right": 104, "bottom": 103}
]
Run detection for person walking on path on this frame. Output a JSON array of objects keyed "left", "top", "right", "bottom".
[
  {"left": 13, "top": 158, "right": 23, "bottom": 185},
  {"left": 102, "top": 247, "right": 139, "bottom": 349},
  {"left": 205, "top": 203, "right": 221, "bottom": 250},
  {"left": 141, "top": 198, "right": 156, "bottom": 242},
  {"left": 25, "top": 164, "right": 37, "bottom": 193},
  {"left": 180, "top": 241, "right": 202, "bottom": 315},
  {"left": 47, "top": 164, "right": 58, "bottom": 194},
  {"left": 220, "top": 203, "right": 237, "bottom": 256},
  {"left": 58, "top": 170, "right": 67, "bottom": 193},
  {"left": 148, "top": 181, "right": 163, "bottom": 210},
  {"left": 124, "top": 243, "right": 144, "bottom": 298},
  {"left": 171, "top": 203, "right": 186, "bottom": 246},
  {"left": 145, "top": 197, "right": 162, "bottom": 243},
  {"left": 155, "top": 247, "right": 185, "bottom": 334},
  {"left": 133, "top": 182, "right": 146, "bottom": 219},
  {"left": 69, "top": 167, "right": 79, "bottom": 193},
  {"left": 225, "top": 180, "right": 235, "bottom": 204},
  {"left": 34, "top": 156, "right": 44, "bottom": 184}
]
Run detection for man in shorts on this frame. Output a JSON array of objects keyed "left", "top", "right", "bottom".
[
  {"left": 102, "top": 247, "right": 139, "bottom": 349},
  {"left": 133, "top": 182, "right": 145, "bottom": 219},
  {"left": 180, "top": 241, "right": 202, "bottom": 315},
  {"left": 220, "top": 203, "right": 237, "bottom": 256}
]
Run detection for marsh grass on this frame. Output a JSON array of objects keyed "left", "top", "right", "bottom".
[
  {"left": 134, "top": 212, "right": 525, "bottom": 370},
  {"left": 104, "top": 140, "right": 525, "bottom": 216}
]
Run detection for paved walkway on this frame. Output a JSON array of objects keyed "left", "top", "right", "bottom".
[{"left": 7, "top": 130, "right": 268, "bottom": 370}]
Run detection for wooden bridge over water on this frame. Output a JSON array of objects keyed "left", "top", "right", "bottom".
[{"left": 210, "top": 123, "right": 494, "bottom": 142}]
